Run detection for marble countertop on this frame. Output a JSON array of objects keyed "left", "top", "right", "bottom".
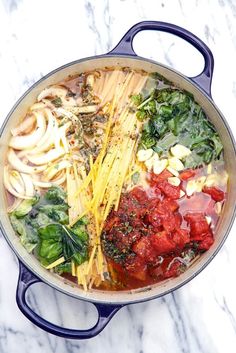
[{"left": 0, "top": 0, "right": 236, "bottom": 352}]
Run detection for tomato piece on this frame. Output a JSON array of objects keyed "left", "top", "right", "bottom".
[
  {"left": 163, "top": 261, "right": 181, "bottom": 278},
  {"left": 184, "top": 212, "right": 209, "bottom": 239},
  {"left": 198, "top": 233, "right": 214, "bottom": 250},
  {"left": 202, "top": 186, "right": 225, "bottom": 202},
  {"left": 129, "top": 186, "right": 149, "bottom": 204},
  {"left": 104, "top": 216, "right": 119, "bottom": 231},
  {"left": 158, "top": 180, "right": 180, "bottom": 199},
  {"left": 150, "top": 231, "right": 176, "bottom": 255},
  {"left": 174, "top": 213, "right": 182, "bottom": 228},
  {"left": 124, "top": 255, "right": 147, "bottom": 281},
  {"left": 148, "top": 169, "right": 173, "bottom": 186},
  {"left": 161, "top": 198, "right": 179, "bottom": 212},
  {"left": 162, "top": 213, "right": 177, "bottom": 232},
  {"left": 132, "top": 236, "right": 157, "bottom": 262},
  {"left": 172, "top": 228, "right": 190, "bottom": 248},
  {"left": 179, "top": 169, "right": 196, "bottom": 180}
]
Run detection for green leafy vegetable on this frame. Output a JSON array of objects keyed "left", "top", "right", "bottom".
[
  {"left": 38, "top": 223, "right": 88, "bottom": 266},
  {"left": 9, "top": 186, "right": 89, "bottom": 268},
  {"left": 137, "top": 88, "right": 223, "bottom": 167}
]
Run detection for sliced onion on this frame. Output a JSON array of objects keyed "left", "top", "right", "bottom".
[
  {"left": 9, "top": 111, "right": 46, "bottom": 150},
  {"left": 32, "top": 180, "right": 53, "bottom": 188},
  {"left": 26, "top": 147, "right": 65, "bottom": 165},
  {"left": 11, "top": 115, "right": 36, "bottom": 137},
  {"left": 8, "top": 148, "right": 46, "bottom": 174},
  {"left": 20, "top": 173, "right": 35, "bottom": 197},
  {"left": 43, "top": 159, "right": 71, "bottom": 181},
  {"left": 7, "top": 198, "right": 22, "bottom": 213},
  {"left": 30, "top": 102, "right": 46, "bottom": 111},
  {"left": 37, "top": 86, "right": 67, "bottom": 101},
  {"left": 59, "top": 122, "right": 72, "bottom": 153},
  {"left": 9, "top": 171, "right": 25, "bottom": 194},
  {"left": 36, "top": 109, "right": 55, "bottom": 147},
  {"left": 52, "top": 173, "right": 66, "bottom": 185},
  {"left": 4, "top": 166, "right": 31, "bottom": 199}
]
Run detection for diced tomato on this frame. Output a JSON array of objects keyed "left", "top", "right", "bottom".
[
  {"left": 174, "top": 213, "right": 182, "bottom": 228},
  {"left": 184, "top": 212, "right": 209, "bottom": 239},
  {"left": 161, "top": 198, "right": 179, "bottom": 212},
  {"left": 163, "top": 261, "right": 181, "bottom": 278},
  {"left": 198, "top": 233, "right": 214, "bottom": 250},
  {"left": 104, "top": 216, "right": 119, "bottom": 231},
  {"left": 179, "top": 169, "right": 196, "bottom": 180},
  {"left": 158, "top": 180, "right": 180, "bottom": 199},
  {"left": 162, "top": 213, "right": 177, "bottom": 232},
  {"left": 124, "top": 255, "right": 147, "bottom": 281},
  {"left": 129, "top": 186, "right": 149, "bottom": 204},
  {"left": 150, "top": 231, "right": 176, "bottom": 255},
  {"left": 148, "top": 169, "right": 173, "bottom": 186},
  {"left": 172, "top": 228, "right": 190, "bottom": 248},
  {"left": 132, "top": 236, "right": 156, "bottom": 262},
  {"left": 202, "top": 186, "right": 225, "bottom": 202}
]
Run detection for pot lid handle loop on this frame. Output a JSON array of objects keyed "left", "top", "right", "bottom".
[
  {"left": 109, "top": 21, "right": 214, "bottom": 97},
  {"left": 16, "top": 261, "right": 123, "bottom": 339}
]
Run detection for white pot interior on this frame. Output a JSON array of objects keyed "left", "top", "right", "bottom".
[{"left": 0, "top": 55, "right": 235, "bottom": 304}]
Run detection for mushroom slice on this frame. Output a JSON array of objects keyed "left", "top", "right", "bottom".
[
  {"left": 8, "top": 149, "right": 46, "bottom": 174},
  {"left": 4, "top": 166, "right": 31, "bottom": 199},
  {"left": 9, "top": 111, "right": 46, "bottom": 150},
  {"left": 20, "top": 173, "right": 35, "bottom": 197},
  {"left": 26, "top": 147, "right": 65, "bottom": 165}
]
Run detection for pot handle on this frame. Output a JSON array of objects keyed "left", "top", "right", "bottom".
[
  {"left": 109, "top": 21, "right": 214, "bottom": 96},
  {"left": 16, "top": 261, "right": 122, "bottom": 339}
]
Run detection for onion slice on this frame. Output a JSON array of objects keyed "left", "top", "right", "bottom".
[
  {"left": 9, "top": 111, "right": 46, "bottom": 150},
  {"left": 11, "top": 115, "right": 36, "bottom": 137},
  {"left": 43, "top": 159, "right": 71, "bottom": 181},
  {"left": 37, "top": 86, "right": 67, "bottom": 101},
  {"left": 9, "top": 171, "right": 25, "bottom": 194},
  {"left": 4, "top": 166, "right": 31, "bottom": 199},
  {"left": 26, "top": 147, "right": 65, "bottom": 165},
  {"left": 8, "top": 148, "right": 46, "bottom": 174},
  {"left": 20, "top": 173, "right": 35, "bottom": 197}
]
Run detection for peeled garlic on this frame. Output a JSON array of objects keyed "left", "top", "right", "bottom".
[
  {"left": 179, "top": 190, "right": 185, "bottom": 198},
  {"left": 168, "top": 176, "right": 181, "bottom": 186},
  {"left": 171, "top": 144, "right": 191, "bottom": 159},
  {"left": 153, "top": 159, "right": 168, "bottom": 175},
  {"left": 137, "top": 149, "right": 154, "bottom": 162},
  {"left": 167, "top": 166, "right": 179, "bottom": 177},
  {"left": 144, "top": 153, "right": 159, "bottom": 171},
  {"left": 214, "top": 202, "right": 222, "bottom": 215},
  {"left": 205, "top": 216, "right": 212, "bottom": 225},
  {"left": 186, "top": 176, "right": 206, "bottom": 196},
  {"left": 168, "top": 157, "right": 184, "bottom": 171}
]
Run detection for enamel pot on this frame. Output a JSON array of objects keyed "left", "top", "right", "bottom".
[{"left": 0, "top": 21, "right": 235, "bottom": 339}]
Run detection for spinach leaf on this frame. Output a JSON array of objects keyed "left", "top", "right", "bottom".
[
  {"left": 14, "top": 196, "right": 39, "bottom": 218},
  {"left": 55, "top": 261, "right": 72, "bottom": 274},
  {"left": 38, "top": 223, "right": 88, "bottom": 266},
  {"left": 137, "top": 87, "right": 223, "bottom": 167},
  {"left": 10, "top": 214, "right": 38, "bottom": 252},
  {"left": 44, "top": 186, "right": 67, "bottom": 205}
]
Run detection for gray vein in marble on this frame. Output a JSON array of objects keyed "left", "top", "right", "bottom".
[
  {"left": 204, "top": 25, "right": 215, "bottom": 44},
  {"left": 214, "top": 295, "right": 236, "bottom": 333},
  {"left": 103, "top": 0, "right": 112, "bottom": 51},
  {"left": 2, "top": 0, "right": 20, "bottom": 13},
  {"left": 84, "top": 0, "right": 103, "bottom": 55}
]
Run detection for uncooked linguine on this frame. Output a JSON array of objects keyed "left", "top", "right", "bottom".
[{"left": 4, "top": 68, "right": 228, "bottom": 290}]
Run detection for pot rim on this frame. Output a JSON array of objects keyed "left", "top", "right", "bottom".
[{"left": 1, "top": 53, "right": 236, "bottom": 305}]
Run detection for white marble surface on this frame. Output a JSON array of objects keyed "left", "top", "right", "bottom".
[{"left": 0, "top": 0, "right": 236, "bottom": 352}]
